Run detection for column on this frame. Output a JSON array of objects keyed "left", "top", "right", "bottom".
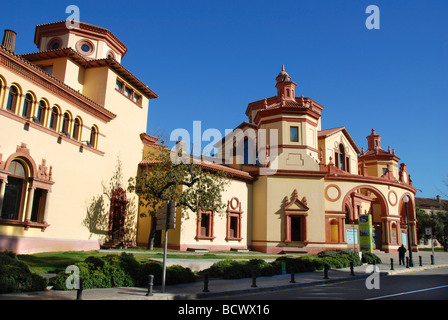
[
  {"left": 0, "top": 178, "right": 7, "bottom": 217},
  {"left": 24, "top": 186, "right": 35, "bottom": 222},
  {"left": 42, "top": 191, "right": 50, "bottom": 224}
]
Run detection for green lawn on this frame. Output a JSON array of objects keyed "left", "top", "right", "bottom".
[{"left": 17, "top": 248, "right": 281, "bottom": 275}]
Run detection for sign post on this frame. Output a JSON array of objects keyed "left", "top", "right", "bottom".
[
  {"left": 425, "top": 227, "right": 434, "bottom": 258},
  {"left": 156, "top": 200, "right": 176, "bottom": 293},
  {"left": 359, "top": 214, "right": 373, "bottom": 253}
]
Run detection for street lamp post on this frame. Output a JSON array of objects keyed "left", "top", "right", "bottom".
[{"left": 403, "top": 195, "right": 414, "bottom": 267}]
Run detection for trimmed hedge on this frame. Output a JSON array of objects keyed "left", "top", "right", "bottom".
[
  {"left": 361, "top": 252, "right": 382, "bottom": 264},
  {"left": 52, "top": 252, "right": 196, "bottom": 290},
  {"left": 205, "top": 259, "right": 276, "bottom": 279},
  {"left": 0, "top": 251, "right": 48, "bottom": 294},
  {"left": 202, "top": 249, "right": 375, "bottom": 280}
]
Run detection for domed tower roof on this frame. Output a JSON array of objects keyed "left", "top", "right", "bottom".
[{"left": 275, "top": 64, "right": 291, "bottom": 83}]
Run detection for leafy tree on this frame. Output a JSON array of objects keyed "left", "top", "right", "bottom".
[
  {"left": 128, "top": 139, "right": 229, "bottom": 250},
  {"left": 417, "top": 204, "right": 448, "bottom": 252}
]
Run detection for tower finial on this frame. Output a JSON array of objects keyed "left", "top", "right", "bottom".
[{"left": 282, "top": 64, "right": 285, "bottom": 72}]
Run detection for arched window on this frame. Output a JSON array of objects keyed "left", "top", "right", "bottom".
[
  {"left": 338, "top": 145, "right": 346, "bottom": 171},
  {"left": 61, "top": 112, "right": 71, "bottom": 136},
  {"left": 36, "top": 100, "right": 47, "bottom": 125},
  {"left": 391, "top": 222, "right": 398, "bottom": 244},
  {"left": 49, "top": 107, "right": 59, "bottom": 131},
  {"left": 6, "top": 85, "right": 19, "bottom": 112},
  {"left": 335, "top": 144, "right": 350, "bottom": 172},
  {"left": 90, "top": 125, "right": 98, "bottom": 148},
  {"left": 72, "top": 117, "right": 82, "bottom": 141},
  {"left": 1, "top": 160, "right": 27, "bottom": 220},
  {"left": 22, "top": 93, "right": 34, "bottom": 118}
]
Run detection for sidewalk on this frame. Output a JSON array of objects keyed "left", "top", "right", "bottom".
[{"left": 1, "top": 251, "right": 447, "bottom": 300}]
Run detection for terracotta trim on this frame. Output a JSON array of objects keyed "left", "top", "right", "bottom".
[
  {"left": 253, "top": 106, "right": 321, "bottom": 125},
  {"left": 325, "top": 184, "right": 342, "bottom": 202},
  {"left": 325, "top": 174, "right": 416, "bottom": 193},
  {"left": 0, "top": 46, "right": 116, "bottom": 122},
  {"left": 258, "top": 117, "right": 318, "bottom": 127},
  {"left": 0, "top": 109, "right": 105, "bottom": 156},
  {"left": 0, "top": 218, "right": 49, "bottom": 231},
  {"left": 278, "top": 145, "right": 319, "bottom": 153},
  {"left": 34, "top": 21, "right": 128, "bottom": 56}
]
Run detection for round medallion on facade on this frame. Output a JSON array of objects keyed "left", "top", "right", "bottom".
[
  {"left": 388, "top": 190, "right": 398, "bottom": 206},
  {"left": 325, "top": 184, "right": 341, "bottom": 202},
  {"left": 230, "top": 197, "right": 240, "bottom": 210}
]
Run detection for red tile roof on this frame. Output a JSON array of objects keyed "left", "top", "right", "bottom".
[{"left": 20, "top": 48, "right": 158, "bottom": 99}]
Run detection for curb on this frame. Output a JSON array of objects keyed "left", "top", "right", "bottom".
[{"left": 160, "top": 264, "right": 448, "bottom": 300}]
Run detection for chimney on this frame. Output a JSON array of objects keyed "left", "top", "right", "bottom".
[
  {"left": 437, "top": 195, "right": 441, "bottom": 203},
  {"left": 2, "top": 29, "right": 17, "bottom": 52}
]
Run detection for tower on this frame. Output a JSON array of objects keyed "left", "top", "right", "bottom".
[{"left": 275, "top": 64, "right": 297, "bottom": 101}]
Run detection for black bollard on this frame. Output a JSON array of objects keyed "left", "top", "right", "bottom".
[
  {"left": 202, "top": 273, "right": 210, "bottom": 293},
  {"left": 406, "top": 257, "right": 409, "bottom": 268},
  {"left": 251, "top": 270, "right": 257, "bottom": 288},
  {"left": 350, "top": 261, "right": 355, "bottom": 276},
  {"left": 390, "top": 258, "right": 394, "bottom": 270},
  {"left": 76, "top": 277, "right": 83, "bottom": 300},
  {"left": 146, "top": 274, "right": 154, "bottom": 296},
  {"left": 419, "top": 256, "right": 422, "bottom": 267},
  {"left": 431, "top": 254, "right": 434, "bottom": 265},
  {"left": 323, "top": 265, "right": 329, "bottom": 279},
  {"left": 290, "top": 268, "right": 296, "bottom": 283}
]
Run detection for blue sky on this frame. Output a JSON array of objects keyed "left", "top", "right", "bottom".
[{"left": 2, "top": 0, "right": 447, "bottom": 198}]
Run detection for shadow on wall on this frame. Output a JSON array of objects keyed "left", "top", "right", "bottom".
[
  {"left": 82, "top": 194, "right": 138, "bottom": 243},
  {"left": 82, "top": 157, "right": 137, "bottom": 243}
]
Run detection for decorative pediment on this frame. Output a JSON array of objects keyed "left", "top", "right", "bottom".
[{"left": 284, "top": 189, "right": 309, "bottom": 211}]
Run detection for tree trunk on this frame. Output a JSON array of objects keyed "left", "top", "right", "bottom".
[{"left": 146, "top": 218, "right": 157, "bottom": 250}]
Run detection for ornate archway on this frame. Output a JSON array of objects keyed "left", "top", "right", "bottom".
[{"left": 341, "top": 185, "right": 389, "bottom": 251}]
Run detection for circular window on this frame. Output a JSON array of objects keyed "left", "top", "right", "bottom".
[
  {"left": 75, "top": 39, "right": 95, "bottom": 56},
  {"left": 47, "top": 37, "right": 63, "bottom": 51}
]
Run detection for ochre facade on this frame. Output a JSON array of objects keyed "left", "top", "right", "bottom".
[
  {"left": 137, "top": 66, "right": 418, "bottom": 254},
  {"left": 0, "top": 21, "right": 157, "bottom": 253}
]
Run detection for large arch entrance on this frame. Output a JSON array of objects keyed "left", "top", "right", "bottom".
[{"left": 342, "top": 185, "right": 388, "bottom": 251}]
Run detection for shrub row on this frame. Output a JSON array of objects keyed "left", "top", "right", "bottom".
[
  {"left": 202, "top": 250, "right": 378, "bottom": 280},
  {"left": 0, "top": 251, "right": 48, "bottom": 294},
  {"left": 52, "top": 252, "right": 196, "bottom": 290}
]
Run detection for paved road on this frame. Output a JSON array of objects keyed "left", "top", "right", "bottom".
[{"left": 211, "top": 267, "right": 448, "bottom": 300}]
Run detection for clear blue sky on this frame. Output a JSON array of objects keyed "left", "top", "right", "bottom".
[{"left": 2, "top": 0, "right": 447, "bottom": 198}]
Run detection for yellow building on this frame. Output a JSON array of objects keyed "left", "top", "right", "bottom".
[
  {"left": 0, "top": 21, "right": 157, "bottom": 253},
  {"left": 137, "top": 66, "right": 418, "bottom": 254}
]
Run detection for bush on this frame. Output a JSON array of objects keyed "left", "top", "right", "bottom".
[
  {"left": 0, "top": 251, "right": 48, "bottom": 294},
  {"left": 53, "top": 254, "right": 196, "bottom": 290},
  {"left": 204, "top": 250, "right": 365, "bottom": 280},
  {"left": 362, "top": 252, "right": 382, "bottom": 264},
  {"left": 205, "top": 259, "right": 277, "bottom": 279},
  {"left": 136, "top": 261, "right": 196, "bottom": 286}
]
